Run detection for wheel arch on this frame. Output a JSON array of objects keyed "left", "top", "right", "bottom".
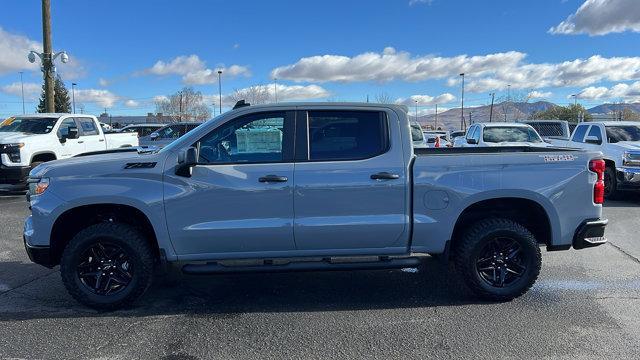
[{"left": 30, "top": 151, "right": 57, "bottom": 164}]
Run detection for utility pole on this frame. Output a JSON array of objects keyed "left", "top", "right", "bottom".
[
  {"left": 217, "top": 70, "right": 222, "bottom": 114},
  {"left": 274, "top": 78, "right": 278, "bottom": 103},
  {"left": 460, "top": 73, "right": 465, "bottom": 131},
  {"left": 415, "top": 100, "right": 418, "bottom": 123},
  {"left": 489, "top": 93, "right": 495, "bottom": 122},
  {"left": 434, "top": 104, "right": 438, "bottom": 129},
  {"left": 42, "top": 0, "right": 55, "bottom": 113},
  {"left": 179, "top": 91, "right": 183, "bottom": 121},
  {"left": 366, "top": 94, "right": 369, "bottom": 103},
  {"left": 19, "top": 72, "right": 25, "bottom": 114},
  {"left": 507, "top": 84, "right": 511, "bottom": 102},
  {"left": 469, "top": 111, "right": 473, "bottom": 125}
]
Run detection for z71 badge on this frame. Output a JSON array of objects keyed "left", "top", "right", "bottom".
[{"left": 540, "top": 154, "right": 576, "bottom": 162}]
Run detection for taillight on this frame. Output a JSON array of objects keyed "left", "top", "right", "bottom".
[{"left": 589, "top": 159, "right": 605, "bottom": 204}]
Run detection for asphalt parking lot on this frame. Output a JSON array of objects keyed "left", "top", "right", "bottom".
[{"left": 0, "top": 194, "right": 639, "bottom": 359}]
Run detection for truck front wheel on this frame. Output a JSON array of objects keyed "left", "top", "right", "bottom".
[
  {"left": 60, "top": 222, "right": 155, "bottom": 310},
  {"left": 604, "top": 166, "right": 618, "bottom": 199},
  {"left": 454, "top": 218, "right": 541, "bottom": 301}
]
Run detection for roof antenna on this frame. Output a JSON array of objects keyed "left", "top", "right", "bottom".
[{"left": 233, "top": 100, "right": 250, "bottom": 110}]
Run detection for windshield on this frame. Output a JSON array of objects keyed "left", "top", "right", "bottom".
[
  {"left": 606, "top": 125, "right": 640, "bottom": 143},
  {"left": 0, "top": 117, "right": 57, "bottom": 134},
  {"left": 483, "top": 126, "right": 542, "bottom": 143},
  {"left": 411, "top": 125, "right": 424, "bottom": 142}
]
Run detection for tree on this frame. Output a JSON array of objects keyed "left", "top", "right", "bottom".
[
  {"left": 531, "top": 104, "right": 592, "bottom": 123},
  {"left": 621, "top": 108, "right": 640, "bottom": 121},
  {"left": 155, "top": 87, "right": 211, "bottom": 122},
  {"left": 37, "top": 74, "right": 71, "bottom": 113},
  {"left": 229, "top": 85, "right": 270, "bottom": 105},
  {"left": 374, "top": 92, "right": 394, "bottom": 104}
]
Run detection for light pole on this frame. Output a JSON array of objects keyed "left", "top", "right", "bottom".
[
  {"left": 507, "top": 84, "right": 511, "bottom": 102},
  {"left": 415, "top": 100, "right": 418, "bottom": 123},
  {"left": 460, "top": 73, "right": 465, "bottom": 131},
  {"left": 489, "top": 92, "right": 495, "bottom": 122},
  {"left": 571, "top": 94, "right": 578, "bottom": 106},
  {"left": 19, "top": 72, "right": 25, "bottom": 114},
  {"left": 217, "top": 70, "right": 222, "bottom": 114},
  {"left": 274, "top": 77, "right": 278, "bottom": 103},
  {"left": 71, "top": 82, "right": 77, "bottom": 114}
]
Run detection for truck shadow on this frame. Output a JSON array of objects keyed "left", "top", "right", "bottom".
[
  {"left": 0, "top": 258, "right": 492, "bottom": 321},
  {"left": 603, "top": 192, "right": 640, "bottom": 208}
]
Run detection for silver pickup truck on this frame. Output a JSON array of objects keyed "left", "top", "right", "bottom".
[{"left": 23, "top": 103, "right": 608, "bottom": 309}]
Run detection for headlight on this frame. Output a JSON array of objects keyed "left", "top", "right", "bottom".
[
  {"left": 28, "top": 178, "right": 50, "bottom": 196},
  {"left": 0, "top": 143, "right": 24, "bottom": 163},
  {"left": 622, "top": 151, "right": 640, "bottom": 167}
]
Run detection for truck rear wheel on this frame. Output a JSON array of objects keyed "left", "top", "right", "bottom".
[
  {"left": 454, "top": 218, "right": 541, "bottom": 301},
  {"left": 60, "top": 222, "right": 155, "bottom": 310}
]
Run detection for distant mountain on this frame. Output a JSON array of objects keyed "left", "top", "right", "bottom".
[
  {"left": 416, "top": 101, "right": 557, "bottom": 130},
  {"left": 587, "top": 103, "right": 640, "bottom": 114}
]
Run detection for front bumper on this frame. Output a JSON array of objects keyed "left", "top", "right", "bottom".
[
  {"left": 617, "top": 167, "right": 640, "bottom": 190},
  {"left": 0, "top": 164, "right": 30, "bottom": 190},
  {"left": 573, "top": 219, "right": 608, "bottom": 250},
  {"left": 23, "top": 216, "right": 54, "bottom": 268}
]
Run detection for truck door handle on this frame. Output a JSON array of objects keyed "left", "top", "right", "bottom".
[
  {"left": 370, "top": 172, "right": 400, "bottom": 180},
  {"left": 77, "top": 140, "right": 84, "bottom": 144},
  {"left": 99, "top": 139, "right": 105, "bottom": 142},
  {"left": 259, "top": 175, "right": 288, "bottom": 183}
]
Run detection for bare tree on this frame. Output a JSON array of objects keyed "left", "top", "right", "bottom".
[
  {"left": 229, "top": 85, "right": 270, "bottom": 105},
  {"left": 374, "top": 92, "right": 394, "bottom": 104},
  {"left": 155, "top": 87, "right": 211, "bottom": 122}
]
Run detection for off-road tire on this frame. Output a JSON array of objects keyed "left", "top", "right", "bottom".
[
  {"left": 60, "top": 222, "right": 155, "bottom": 310},
  {"left": 454, "top": 218, "right": 541, "bottom": 301}
]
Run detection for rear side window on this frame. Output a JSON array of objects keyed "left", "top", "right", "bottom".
[
  {"left": 572, "top": 125, "right": 589, "bottom": 142},
  {"left": 76, "top": 118, "right": 98, "bottom": 136},
  {"left": 308, "top": 111, "right": 388, "bottom": 161}
]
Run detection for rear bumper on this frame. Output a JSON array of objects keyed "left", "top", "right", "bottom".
[
  {"left": 573, "top": 219, "right": 608, "bottom": 250},
  {"left": 0, "top": 164, "right": 30, "bottom": 190},
  {"left": 617, "top": 167, "right": 640, "bottom": 190}
]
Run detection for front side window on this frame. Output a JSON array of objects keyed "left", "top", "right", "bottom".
[
  {"left": 587, "top": 126, "right": 603, "bottom": 143},
  {"left": 197, "top": 113, "right": 285, "bottom": 164},
  {"left": 308, "top": 111, "right": 387, "bottom": 161},
  {"left": 156, "top": 125, "right": 183, "bottom": 139},
  {"left": 77, "top": 118, "right": 98, "bottom": 136},
  {"left": 606, "top": 125, "right": 640, "bottom": 143},
  {"left": 483, "top": 127, "right": 542, "bottom": 143},
  {"left": 58, "top": 118, "right": 78, "bottom": 137}
]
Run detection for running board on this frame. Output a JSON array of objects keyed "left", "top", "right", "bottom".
[{"left": 181, "top": 257, "right": 421, "bottom": 275}]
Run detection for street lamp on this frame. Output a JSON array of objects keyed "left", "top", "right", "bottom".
[
  {"left": 571, "top": 94, "right": 578, "bottom": 106},
  {"left": 415, "top": 100, "right": 418, "bottom": 123},
  {"left": 460, "top": 73, "right": 465, "bottom": 131},
  {"left": 19, "top": 72, "right": 25, "bottom": 114},
  {"left": 28, "top": 49, "right": 69, "bottom": 113},
  {"left": 217, "top": 70, "right": 222, "bottom": 114},
  {"left": 71, "top": 82, "right": 77, "bottom": 114}
]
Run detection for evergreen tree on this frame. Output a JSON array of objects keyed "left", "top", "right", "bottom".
[{"left": 37, "top": 74, "right": 72, "bottom": 113}]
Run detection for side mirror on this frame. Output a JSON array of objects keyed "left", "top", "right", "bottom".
[
  {"left": 175, "top": 147, "right": 198, "bottom": 177},
  {"left": 584, "top": 135, "right": 602, "bottom": 145},
  {"left": 68, "top": 127, "right": 79, "bottom": 139},
  {"left": 467, "top": 138, "right": 478, "bottom": 145},
  {"left": 150, "top": 132, "right": 159, "bottom": 140}
]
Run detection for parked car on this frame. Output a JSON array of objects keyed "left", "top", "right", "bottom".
[
  {"left": 459, "top": 123, "right": 548, "bottom": 147},
  {"left": 138, "top": 122, "right": 200, "bottom": 148},
  {"left": 424, "top": 133, "right": 450, "bottom": 148},
  {"left": 117, "top": 123, "right": 164, "bottom": 138},
  {"left": 560, "top": 121, "right": 640, "bottom": 198},
  {"left": 451, "top": 130, "right": 467, "bottom": 147},
  {"left": 522, "top": 120, "right": 571, "bottom": 146},
  {"left": 423, "top": 130, "right": 451, "bottom": 143},
  {"left": 0, "top": 114, "right": 138, "bottom": 191},
  {"left": 410, "top": 122, "right": 427, "bottom": 148},
  {"left": 24, "top": 102, "right": 607, "bottom": 309}
]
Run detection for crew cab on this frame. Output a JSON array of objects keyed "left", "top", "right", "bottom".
[
  {"left": 23, "top": 103, "right": 607, "bottom": 309},
  {"left": 561, "top": 121, "right": 640, "bottom": 198},
  {"left": 458, "top": 122, "right": 548, "bottom": 147},
  {"left": 0, "top": 114, "right": 138, "bottom": 191}
]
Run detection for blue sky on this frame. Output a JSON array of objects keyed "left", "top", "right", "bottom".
[{"left": 1, "top": 0, "right": 640, "bottom": 117}]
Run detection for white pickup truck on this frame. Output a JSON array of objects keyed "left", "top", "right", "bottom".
[
  {"left": 0, "top": 113, "right": 138, "bottom": 191},
  {"left": 559, "top": 121, "right": 640, "bottom": 198}
]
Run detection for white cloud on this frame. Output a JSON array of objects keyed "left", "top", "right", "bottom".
[
  {"left": 98, "top": 78, "right": 109, "bottom": 87},
  {"left": 0, "top": 27, "right": 40, "bottom": 75},
  {"left": 124, "top": 99, "right": 139, "bottom": 107},
  {"left": 153, "top": 95, "right": 169, "bottom": 103},
  {"left": 576, "top": 81, "right": 640, "bottom": 101},
  {"left": 409, "top": 0, "right": 433, "bottom": 5},
  {"left": 272, "top": 48, "right": 640, "bottom": 94},
  {"left": 201, "top": 84, "right": 330, "bottom": 107},
  {"left": 74, "top": 89, "right": 119, "bottom": 108},
  {"left": 550, "top": 0, "right": 640, "bottom": 36},
  {"left": 146, "top": 55, "right": 251, "bottom": 85},
  {"left": 394, "top": 93, "right": 456, "bottom": 106},
  {"left": 0, "top": 82, "right": 41, "bottom": 100},
  {"left": 271, "top": 48, "right": 525, "bottom": 83},
  {"left": 528, "top": 90, "right": 553, "bottom": 99}
]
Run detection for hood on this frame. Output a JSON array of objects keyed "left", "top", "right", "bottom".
[
  {"left": 30, "top": 150, "right": 167, "bottom": 179},
  {"left": 612, "top": 141, "right": 640, "bottom": 151},
  {"left": 0, "top": 131, "right": 30, "bottom": 143}
]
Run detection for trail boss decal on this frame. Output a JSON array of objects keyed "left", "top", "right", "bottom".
[{"left": 540, "top": 154, "right": 576, "bottom": 162}]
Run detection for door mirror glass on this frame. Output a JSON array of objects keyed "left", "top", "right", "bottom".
[
  {"left": 176, "top": 147, "right": 198, "bottom": 177},
  {"left": 467, "top": 138, "right": 478, "bottom": 144},
  {"left": 150, "top": 132, "right": 159, "bottom": 140}
]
